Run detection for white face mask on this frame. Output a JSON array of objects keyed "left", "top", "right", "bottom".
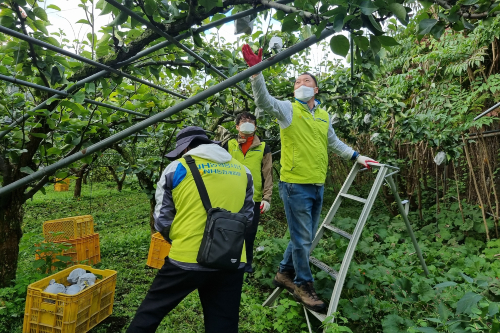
[
  {"left": 294, "top": 85, "right": 315, "bottom": 102},
  {"left": 239, "top": 122, "right": 255, "bottom": 134}
]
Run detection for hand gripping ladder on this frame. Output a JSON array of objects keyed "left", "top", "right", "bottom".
[{"left": 262, "top": 163, "right": 429, "bottom": 331}]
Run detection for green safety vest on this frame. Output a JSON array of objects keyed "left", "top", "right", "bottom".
[
  {"left": 168, "top": 156, "right": 248, "bottom": 264},
  {"left": 227, "top": 139, "right": 265, "bottom": 202},
  {"left": 280, "top": 102, "right": 329, "bottom": 184}
]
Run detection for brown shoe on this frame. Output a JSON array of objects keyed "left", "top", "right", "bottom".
[
  {"left": 293, "top": 282, "right": 326, "bottom": 312},
  {"left": 273, "top": 271, "right": 295, "bottom": 293}
]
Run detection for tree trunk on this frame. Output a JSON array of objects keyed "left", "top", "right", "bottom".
[
  {"left": 117, "top": 172, "right": 126, "bottom": 192},
  {"left": 0, "top": 192, "right": 24, "bottom": 287},
  {"left": 149, "top": 198, "right": 156, "bottom": 235},
  {"left": 107, "top": 166, "right": 126, "bottom": 192},
  {"left": 74, "top": 171, "right": 84, "bottom": 198},
  {"left": 83, "top": 170, "right": 89, "bottom": 185}
]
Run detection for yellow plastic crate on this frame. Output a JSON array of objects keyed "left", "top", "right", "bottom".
[
  {"left": 44, "top": 215, "right": 94, "bottom": 242},
  {"left": 54, "top": 179, "right": 70, "bottom": 192},
  {"left": 23, "top": 265, "right": 117, "bottom": 333},
  {"left": 36, "top": 233, "right": 101, "bottom": 267},
  {"left": 146, "top": 232, "right": 171, "bottom": 269}
]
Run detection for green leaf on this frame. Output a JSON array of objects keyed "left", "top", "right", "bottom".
[
  {"left": 416, "top": 328, "right": 439, "bottom": 333},
  {"left": 47, "top": 147, "right": 62, "bottom": 156},
  {"left": 387, "top": 3, "right": 407, "bottom": 25},
  {"left": 412, "top": 281, "right": 435, "bottom": 302},
  {"left": 76, "top": 19, "right": 90, "bottom": 25},
  {"left": 33, "top": 20, "right": 48, "bottom": 35},
  {"left": 72, "top": 91, "right": 85, "bottom": 104},
  {"left": 330, "top": 35, "right": 350, "bottom": 57},
  {"left": 354, "top": 36, "right": 369, "bottom": 51},
  {"left": 20, "top": 166, "right": 35, "bottom": 174},
  {"left": 489, "top": 303, "right": 499, "bottom": 316},
  {"left": 282, "top": 16, "right": 300, "bottom": 33},
  {"left": 370, "top": 34, "right": 381, "bottom": 55},
  {"left": 359, "top": 0, "right": 379, "bottom": 15},
  {"left": 47, "top": 4, "right": 61, "bottom": 11},
  {"left": 419, "top": 0, "right": 434, "bottom": 9},
  {"left": 460, "top": 272, "right": 473, "bottom": 283},
  {"left": 50, "top": 65, "right": 62, "bottom": 85},
  {"left": 332, "top": 13, "right": 345, "bottom": 32},
  {"left": 418, "top": 19, "right": 437, "bottom": 35},
  {"left": 15, "top": 0, "right": 27, "bottom": 5},
  {"left": 55, "top": 255, "right": 73, "bottom": 263},
  {"left": 199, "top": 0, "right": 217, "bottom": 11},
  {"left": 33, "top": 7, "right": 48, "bottom": 21},
  {"left": 430, "top": 21, "right": 446, "bottom": 39},
  {"left": 361, "top": 14, "right": 384, "bottom": 36},
  {"left": 192, "top": 33, "right": 203, "bottom": 47},
  {"left": 108, "top": 12, "right": 128, "bottom": 27},
  {"left": 434, "top": 281, "right": 457, "bottom": 289},
  {"left": 144, "top": 0, "right": 156, "bottom": 16},
  {"left": 377, "top": 35, "right": 400, "bottom": 46},
  {"left": 60, "top": 100, "right": 83, "bottom": 115},
  {"left": 33, "top": 259, "right": 45, "bottom": 269},
  {"left": 462, "top": 0, "right": 478, "bottom": 4},
  {"left": 456, "top": 292, "right": 483, "bottom": 314}
]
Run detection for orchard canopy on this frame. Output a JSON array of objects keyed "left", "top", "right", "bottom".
[{"left": 1, "top": 0, "right": 500, "bottom": 306}]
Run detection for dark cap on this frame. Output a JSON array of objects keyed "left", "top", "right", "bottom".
[{"left": 165, "top": 126, "right": 219, "bottom": 160}]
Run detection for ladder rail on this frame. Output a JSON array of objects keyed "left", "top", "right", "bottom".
[
  {"left": 325, "top": 166, "right": 389, "bottom": 319},
  {"left": 310, "top": 163, "right": 362, "bottom": 251},
  {"left": 385, "top": 175, "right": 429, "bottom": 276}
]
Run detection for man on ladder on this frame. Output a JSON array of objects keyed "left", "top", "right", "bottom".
[{"left": 242, "top": 45, "right": 378, "bottom": 311}]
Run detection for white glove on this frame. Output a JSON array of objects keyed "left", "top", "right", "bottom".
[
  {"left": 260, "top": 200, "right": 270, "bottom": 214},
  {"left": 356, "top": 155, "right": 379, "bottom": 169}
]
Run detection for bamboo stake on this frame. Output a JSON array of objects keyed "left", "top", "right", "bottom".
[
  {"left": 479, "top": 135, "right": 499, "bottom": 238},
  {"left": 462, "top": 136, "right": 490, "bottom": 241},
  {"left": 452, "top": 163, "right": 466, "bottom": 226}
]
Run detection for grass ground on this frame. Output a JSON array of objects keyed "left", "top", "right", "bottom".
[
  {"left": 14, "top": 172, "right": 499, "bottom": 333},
  {"left": 17, "top": 179, "right": 315, "bottom": 333}
]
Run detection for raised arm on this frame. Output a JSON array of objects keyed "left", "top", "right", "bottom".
[{"left": 242, "top": 44, "right": 293, "bottom": 129}]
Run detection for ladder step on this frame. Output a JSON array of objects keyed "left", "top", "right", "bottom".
[
  {"left": 309, "top": 256, "right": 338, "bottom": 279},
  {"left": 305, "top": 307, "right": 327, "bottom": 322},
  {"left": 339, "top": 193, "right": 367, "bottom": 203},
  {"left": 324, "top": 224, "right": 352, "bottom": 240}
]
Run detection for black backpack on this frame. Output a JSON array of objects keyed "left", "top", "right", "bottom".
[{"left": 184, "top": 156, "right": 249, "bottom": 270}]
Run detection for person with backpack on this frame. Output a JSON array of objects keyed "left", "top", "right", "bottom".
[
  {"left": 241, "top": 45, "right": 378, "bottom": 312},
  {"left": 223, "top": 111, "right": 273, "bottom": 273},
  {"left": 127, "top": 126, "right": 255, "bottom": 333}
]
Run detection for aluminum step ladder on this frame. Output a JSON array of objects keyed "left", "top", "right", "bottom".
[{"left": 262, "top": 163, "right": 429, "bottom": 331}]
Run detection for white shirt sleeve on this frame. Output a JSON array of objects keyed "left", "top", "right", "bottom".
[
  {"left": 250, "top": 73, "right": 293, "bottom": 129},
  {"left": 326, "top": 114, "right": 356, "bottom": 160}
]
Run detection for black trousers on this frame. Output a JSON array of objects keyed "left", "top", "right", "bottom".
[
  {"left": 244, "top": 202, "right": 261, "bottom": 273},
  {"left": 126, "top": 259, "right": 244, "bottom": 333}
]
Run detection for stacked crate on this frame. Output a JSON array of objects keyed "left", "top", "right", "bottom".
[
  {"left": 54, "top": 177, "right": 70, "bottom": 192},
  {"left": 40, "top": 215, "right": 100, "bottom": 266}
]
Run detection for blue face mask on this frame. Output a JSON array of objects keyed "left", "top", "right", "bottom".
[{"left": 294, "top": 85, "right": 315, "bottom": 102}]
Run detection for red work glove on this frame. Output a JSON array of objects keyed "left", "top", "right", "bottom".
[
  {"left": 241, "top": 44, "right": 262, "bottom": 67},
  {"left": 356, "top": 155, "right": 379, "bottom": 169}
]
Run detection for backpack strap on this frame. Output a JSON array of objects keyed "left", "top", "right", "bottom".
[{"left": 184, "top": 155, "right": 212, "bottom": 212}]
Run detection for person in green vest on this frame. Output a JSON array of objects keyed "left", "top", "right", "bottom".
[
  {"left": 223, "top": 111, "right": 273, "bottom": 273},
  {"left": 127, "top": 126, "right": 255, "bottom": 333},
  {"left": 242, "top": 44, "right": 378, "bottom": 311}
]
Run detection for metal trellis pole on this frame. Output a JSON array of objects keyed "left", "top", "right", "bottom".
[
  {"left": 0, "top": 26, "right": 337, "bottom": 197},
  {"left": 105, "top": 0, "right": 253, "bottom": 99},
  {"left": 0, "top": 2, "right": 293, "bottom": 139},
  {"left": 0, "top": 25, "right": 187, "bottom": 99},
  {"left": 0, "top": 74, "right": 156, "bottom": 119}
]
